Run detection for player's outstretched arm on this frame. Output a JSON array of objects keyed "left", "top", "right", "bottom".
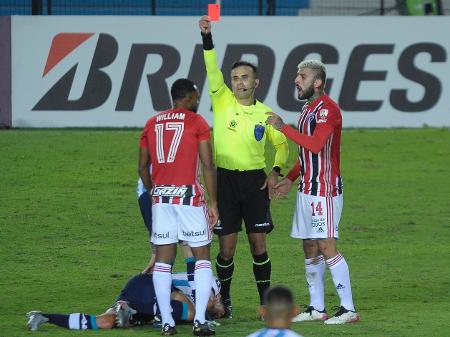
[
  {"left": 198, "top": 140, "right": 218, "bottom": 229},
  {"left": 266, "top": 112, "right": 333, "bottom": 154}
]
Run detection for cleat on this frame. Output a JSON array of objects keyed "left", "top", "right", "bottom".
[
  {"left": 221, "top": 299, "right": 232, "bottom": 319},
  {"left": 153, "top": 314, "right": 162, "bottom": 329},
  {"left": 26, "top": 311, "right": 49, "bottom": 331},
  {"left": 292, "top": 306, "right": 328, "bottom": 322},
  {"left": 161, "top": 323, "right": 177, "bottom": 336},
  {"left": 193, "top": 320, "right": 215, "bottom": 336},
  {"left": 324, "top": 306, "right": 359, "bottom": 325},
  {"left": 206, "top": 319, "right": 220, "bottom": 327},
  {"left": 114, "top": 300, "right": 137, "bottom": 328}
]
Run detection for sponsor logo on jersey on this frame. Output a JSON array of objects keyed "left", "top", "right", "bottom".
[
  {"left": 153, "top": 186, "right": 188, "bottom": 197},
  {"left": 153, "top": 231, "right": 169, "bottom": 239},
  {"left": 182, "top": 229, "right": 206, "bottom": 237},
  {"left": 312, "top": 217, "right": 326, "bottom": 227},
  {"left": 317, "top": 227, "right": 325, "bottom": 233}
]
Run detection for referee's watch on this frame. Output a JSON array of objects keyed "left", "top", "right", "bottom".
[{"left": 272, "top": 166, "right": 284, "bottom": 177}]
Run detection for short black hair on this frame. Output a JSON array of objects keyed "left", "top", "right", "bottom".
[
  {"left": 171, "top": 78, "right": 198, "bottom": 101},
  {"left": 231, "top": 61, "right": 258, "bottom": 77},
  {"left": 265, "top": 285, "right": 294, "bottom": 306}
]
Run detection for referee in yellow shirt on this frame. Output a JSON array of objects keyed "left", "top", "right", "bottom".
[{"left": 199, "top": 16, "right": 289, "bottom": 318}]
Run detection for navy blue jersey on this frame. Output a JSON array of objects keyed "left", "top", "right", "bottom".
[
  {"left": 117, "top": 273, "right": 188, "bottom": 322},
  {"left": 118, "top": 274, "right": 156, "bottom": 316}
]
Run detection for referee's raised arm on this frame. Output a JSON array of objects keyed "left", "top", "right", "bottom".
[
  {"left": 197, "top": 15, "right": 288, "bottom": 318},
  {"left": 199, "top": 16, "right": 224, "bottom": 95}
]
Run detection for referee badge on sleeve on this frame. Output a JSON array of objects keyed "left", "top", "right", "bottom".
[{"left": 254, "top": 124, "right": 265, "bottom": 141}]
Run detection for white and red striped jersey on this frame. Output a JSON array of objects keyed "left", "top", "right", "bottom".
[
  {"left": 296, "top": 95, "right": 343, "bottom": 197},
  {"left": 140, "top": 108, "right": 211, "bottom": 206}
]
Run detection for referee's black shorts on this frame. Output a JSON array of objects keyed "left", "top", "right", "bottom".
[{"left": 214, "top": 167, "right": 274, "bottom": 236}]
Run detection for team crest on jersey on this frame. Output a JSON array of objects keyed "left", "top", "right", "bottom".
[
  {"left": 254, "top": 125, "right": 265, "bottom": 141},
  {"left": 317, "top": 109, "right": 329, "bottom": 123}
]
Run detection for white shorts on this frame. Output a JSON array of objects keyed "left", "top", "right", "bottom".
[
  {"left": 151, "top": 203, "right": 212, "bottom": 247},
  {"left": 291, "top": 192, "right": 343, "bottom": 239}
]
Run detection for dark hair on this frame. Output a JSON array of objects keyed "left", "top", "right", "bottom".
[
  {"left": 231, "top": 60, "right": 258, "bottom": 77},
  {"left": 265, "top": 285, "right": 294, "bottom": 307},
  {"left": 171, "top": 78, "right": 198, "bottom": 101}
]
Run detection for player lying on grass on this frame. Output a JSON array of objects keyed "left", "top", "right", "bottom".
[{"left": 26, "top": 272, "right": 224, "bottom": 331}]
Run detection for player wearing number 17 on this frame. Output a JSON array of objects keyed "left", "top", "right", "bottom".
[
  {"left": 139, "top": 79, "right": 218, "bottom": 336},
  {"left": 266, "top": 60, "right": 359, "bottom": 325}
]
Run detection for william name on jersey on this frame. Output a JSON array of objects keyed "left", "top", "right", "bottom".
[{"left": 156, "top": 112, "right": 186, "bottom": 122}]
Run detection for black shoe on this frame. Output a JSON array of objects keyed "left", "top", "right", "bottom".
[
  {"left": 221, "top": 299, "right": 233, "bottom": 319},
  {"left": 161, "top": 323, "right": 177, "bottom": 336},
  {"left": 192, "top": 320, "right": 215, "bottom": 336}
]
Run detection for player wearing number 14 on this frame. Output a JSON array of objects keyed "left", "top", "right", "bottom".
[
  {"left": 139, "top": 78, "right": 218, "bottom": 336},
  {"left": 266, "top": 60, "right": 359, "bottom": 324}
]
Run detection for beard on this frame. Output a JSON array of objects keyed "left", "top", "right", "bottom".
[{"left": 298, "top": 84, "right": 314, "bottom": 100}]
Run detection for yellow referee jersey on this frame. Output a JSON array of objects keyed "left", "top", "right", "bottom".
[{"left": 204, "top": 49, "right": 289, "bottom": 171}]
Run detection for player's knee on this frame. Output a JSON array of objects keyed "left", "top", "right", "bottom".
[
  {"left": 248, "top": 233, "right": 266, "bottom": 254},
  {"left": 303, "top": 239, "right": 318, "bottom": 256},
  {"left": 249, "top": 242, "right": 266, "bottom": 256},
  {"left": 219, "top": 247, "right": 235, "bottom": 261},
  {"left": 317, "top": 240, "right": 337, "bottom": 258}
]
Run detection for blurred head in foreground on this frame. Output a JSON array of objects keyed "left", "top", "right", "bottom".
[{"left": 259, "top": 285, "right": 300, "bottom": 327}]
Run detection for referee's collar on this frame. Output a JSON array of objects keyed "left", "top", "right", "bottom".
[{"left": 240, "top": 99, "right": 257, "bottom": 115}]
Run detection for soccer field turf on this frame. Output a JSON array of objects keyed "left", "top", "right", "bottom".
[{"left": 1, "top": 128, "right": 449, "bottom": 337}]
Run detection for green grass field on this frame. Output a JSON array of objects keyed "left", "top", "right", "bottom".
[{"left": 1, "top": 128, "right": 449, "bottom": 337}]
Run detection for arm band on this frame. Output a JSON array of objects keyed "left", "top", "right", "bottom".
[{"left": 201, "top": 32, "right": 214, "bottom": 50}]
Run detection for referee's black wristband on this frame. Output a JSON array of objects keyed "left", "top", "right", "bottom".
[
  {"left": 272, "top": 166, "right": 284, "bottom": 177},
  {"left": 201, "top": 32, "right": 214, "bottom": 50}
]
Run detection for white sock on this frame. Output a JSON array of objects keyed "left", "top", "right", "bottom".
[
  {"left": 326, "top": 253, "right": 355, "bottom": 312},
  {"left": 153, "top": 263, "right": 175, "bottom": 326},
  {"left": 193, "top": 260, "right": 213, "bottom": 323},
  {"left": 305, "top": 255, "right": 326, "bottom": 311}
]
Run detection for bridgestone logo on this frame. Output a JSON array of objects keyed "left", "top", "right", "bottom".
[{"left": 153, "top": 186, "right": 188, "bottom": 197}]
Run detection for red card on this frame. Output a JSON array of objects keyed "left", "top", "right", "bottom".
[{"left": 208, "top": 4, "right": 221, "bottom": 21}]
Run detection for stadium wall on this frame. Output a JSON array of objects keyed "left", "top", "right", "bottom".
[
  {"left": 7, "top": 16, "right": 450, "bottom": 127},
  {"left": 0, "top": 17, "right": 11, "bottom": 128}
]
